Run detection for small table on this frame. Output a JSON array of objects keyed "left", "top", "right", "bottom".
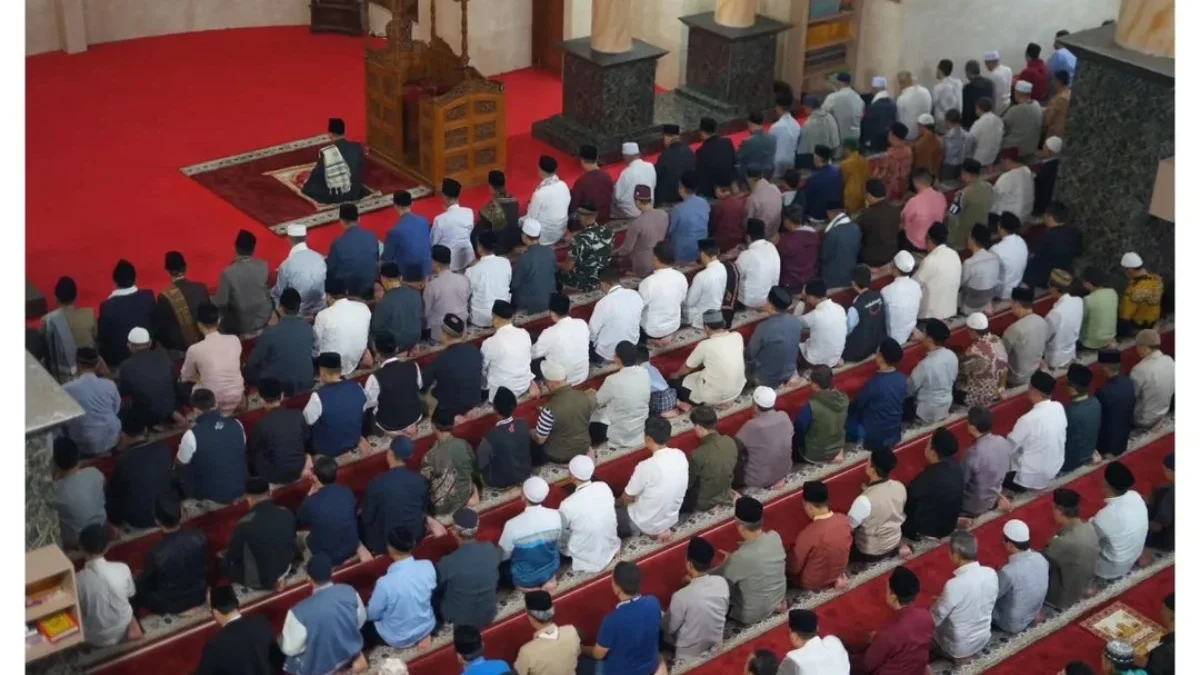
[{"left": 310, "top": 0, "right": 366, "bottom": 36}]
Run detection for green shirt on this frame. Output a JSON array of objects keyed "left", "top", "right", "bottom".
[
  {"left": 685, "top": 433, "right": 737, "bottom": 512},
  {"left": 1080, "top": 288, "right": 1118, "bottom": 350}
]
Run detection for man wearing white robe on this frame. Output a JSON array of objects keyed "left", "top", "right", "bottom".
[
  {"left": 463, "top": 233, "right": 512, "bottom": 328},
  {"left": 274, "top": 225, "right": 327, "bottom": 317},
  {"left": 933, "top": 59, "right": 964, "bottom": 130},
  {"left": 969, "top": 100, "right": 1005, "bottom": 166},
  {"left": 895, "top": 71, "right": 933, "bottom": 141},
  {"left": 914, "top": 224, "right": 962, "bottom": 321},
  {"left": 778, "top": 609, "right": 851, "bottom": 675},
  {"left": 431, "top": 179, "right": 476, "bottom": 272},
  {"left": 984, "top": 50, "right": 1013, "bottom": 113},
  {"left": 990, "top": 156, "right": 1035, "bottom": 223},
  {"left": 881, "top": 251, "right": 923, "bottom": 344},
  {"left": 526, "top": 155, "right": 572, "bottom": 245},
  {"left": 684, "top": 243, "right": 727, "bottom": 329},
  {"left": 613, "top": 143, "right": 657, "bottom": 219}
]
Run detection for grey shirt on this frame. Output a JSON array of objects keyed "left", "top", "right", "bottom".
[
  {"left": 663, "top": 574, "right": 730, "bottom": 658},
  {"left": 63, "top": 373, "right": 122, "bottom": 456},
  {"left": 906, "top": 347, "right": 959, "bottom": 424},
  {"left": 960, "top": 249, "right": 1002, "bottom": 314},
  {"left": 511, "top": 244, "right": 558, "bottom": 314},
  {"left": 215, "top": 257, "right": 274, "bottom": 335},
  {"left": 423, "top": 270, "right": 471, "bottom": 340},
  {"left": 718, "top": 531, "right": 787, "bottom": 625},
  {"left": 435, "top": 540, "right": 503, "bottom": 629},
  {"left": 746, "top": 313, "right": 804, "bottom": 388},
  {"left": 1044, "top": 520, "right": 1101, "bottom": 608},
  {"left": 371, "top": 285, "right": 424, "bottom": 351},
  {"left": 734, "top": 411, "right": 794, "bottom": 489},
  {"left": 960, "top": 434, "right": 1015, "bottom": 517},
  {"left": 1002, "top": 313, "right": 1050, "bottom": 385},
  {"left": 51, "top": 468, "right": 107, "bottom": 547},
  {"left": 1001, "top": 101, "right": 1044, "bottom": 157},
  {"left": 993, "top": 550, "right": 1050, "bottom": 633}
]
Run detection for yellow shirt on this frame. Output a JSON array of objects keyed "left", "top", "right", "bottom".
[
  {"left": 1119, "top": 273, "right": 1163, "bottom": 327},
  {"left": 839, "top": 152, "right": 872, "bottom": 215}
]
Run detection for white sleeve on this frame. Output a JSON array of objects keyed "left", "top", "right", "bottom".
[
  {"left": 589, "top": 300, "right": 606, "bottom": 340},
  {"left": 625, "top": 461, "right": 649, "bottom": 498},
  {"left": 1007, "top": 414, "right": 1031, "bottom": 454},
  {"left": 312, "top": 313, "right": 325, "bottom": 357},
  {"left": 177, "top": 430, "right": 197, "bottom": 465},
  {"left": 121, "top": 563, "right": 136, "bottom": 598},
  {"left": 303, "top": 393, "right": 323, "bottom": 426},
  {"left": 364, "top": 374, "right": 380, "bottom": 410},
  {"left": 280, "top": 610, "right": 308, "bottom": 656},
  {"left": 531, "top": 328, "right": 552, "bottom": 360},
  {"left": 498, "top": 523, "right": 516, "bottom": 560},
  {"left": 430, "top": 219, "right": 445, "bottom": 246},
  {"left": 415, "top": 363, "right": 422, "bottom": 390},
  {"left": 356, "top": 593, "right": 367, "bottom": 628},
  {"left": 930, "top": 583, "right": 958, "bottom": 625},
  {"left": 847, "top": 494, "right": 872, "bottom": 529}
]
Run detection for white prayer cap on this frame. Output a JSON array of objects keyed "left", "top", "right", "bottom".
[
  {"left": 1044, "top": 136, "right": 1063, "bottom": 154},
  {"left": 752, "top": 386, "right": 777, "bottom": 408},
  {"left": 521, "top": 217, "right": 543, "bottom": 238},
  {"left": 984, "top": 50, "right": 1000, "bottom": 61},
  {"left": 917, "top": 113, "right": 935, "bottom": 126},
  {"left": 1014, "top": 80, "right": 1033, "bottom": 94},
  {"left": 871, "top": 76, "right": 888, "bottom": 88},
  {"left": 1003, "top": 519, "right": 1031, "bottom": 543},
  {"left": 127, "top": 327, "right": 150, "bottom": 345},
  {"left": 966, "top": 312, "right": 989, "bottom": 330},
  {"left": 541, "top": 360, "right": 567, "bottom": 382},
  {"left": 621, "top": 142, "right": 640, "bottom": 156},
  {"left": 286, "top": 224, "right": 307, "bottom": 237},
  {"left": 380, "top": 658, "right": 410, "bottom": 675},
  {"left": 569, "top": 454, "right": 595, "bottom": 481},
  {"left": 523, "top": 476, "right": 550, "bottom": 504},
  {"left": 893, "top": 250, "right": 915, "bottom": 273},
  {"left": 1121, "top": 252, "right": 1144, "bottom": 269}
]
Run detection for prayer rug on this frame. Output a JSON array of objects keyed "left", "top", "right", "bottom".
[{"left": 181, "top": 134, "right": 432, "bottom": 235}]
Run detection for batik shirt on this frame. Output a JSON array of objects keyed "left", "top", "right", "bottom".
[
  {"left": 559, "top": 226, "right": 614, "bottom": 292},
  {"left": 956, "top": 334, "right": 1009, "bottom": 408},
  {"left": 874, "top": 145, "right": 914, "bottom": 202}
]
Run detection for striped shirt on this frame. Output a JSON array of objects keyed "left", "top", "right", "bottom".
[{"left": 535, "top": 408, "right": 556, "bottom": 437}]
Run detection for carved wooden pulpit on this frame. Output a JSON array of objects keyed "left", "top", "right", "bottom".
[{"left": 365, "top": 0, "right": 507, "bottom": 189}]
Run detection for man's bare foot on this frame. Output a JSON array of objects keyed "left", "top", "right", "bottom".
[
  {"left": 650, "top": 337, "right": 672, "bottom": 348},
  {"left": 997, "top": 495, "right": 1013, "bottom": 512},
  {"left": 275, "top": 577, "right": 288, "bottom": 592},
  {"left": 775, "top": 600, "right": 789, "bottom": 615},
  {"left": 830, "top": 450, "right": 845, "bottom": 464},
  {"left": 957, "top": 517, "right": 973, "bottom": 529},
  {"left": 834, "top": 574, "right": 849, "bottom": 591},
  {"left": 454, "top": 413, "right": 467, "bottom": 426},
  {"left": 770, "top": 479, "right": 786, "bottom": 491},
  {"left": 417, "top": 636, "right": 433, "bottom": 651},
  {"left": 1092, "top": 451, "right": 1103, "bottom": 465},
  {"left": 1138, "top": 551, "right": 1154, "bottom": 568},
  {"left": 357, "top": 544, "right": 374, "bottom": 564},
  {"left": 467, "top": 486, "right": 481, "bottom": 507},
  {"left": 661, "top": 409, "right": 680, "bottom": 418},
  {"left": 730, "top": 488, "right": 744, "bottom": 502},
  {"left": 351, "top": 653, "right": 369, "bottom": 673},
  {"left": 677, "top": 401, "right": 693, "bottom": 413},
  {"left": 126, "top": 620, "right": 144, "bottom": 641},
  {"left": 1085, "top": 586, "right": 1098, "bottom": 598},
  {"left": 656, "top": 530, "right": 674, "bottom": 544},
  {"left": 899, "top": 544, "right": 913, "bottom": 559},
  {"left": 426, "top": 516, "right": 448, "bottom": 539},
  {"left": 542, "top": 577, "right": 559, "bottom": 592},
  {"left": 1035, "top": 610, "right": 1046, "bottom": 624}
]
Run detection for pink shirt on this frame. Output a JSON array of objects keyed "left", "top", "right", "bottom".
[
  {"left": 900, "top": 187, "right": 948, "bottom": 250},
  {"left": 180, "top": 332, "right": 245, "bottom": 414}
]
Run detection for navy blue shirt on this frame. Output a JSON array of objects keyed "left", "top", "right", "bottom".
[
  {"left": 297, "top": 483, "right": 361, "bottom": 566},
  {"left": 327, "top": 226, "right": 380, "bottom": 295},
  {"left": 382, "top": 213, "right": 433, "bottom": 279},
  {"left": 422, "top": 343, "right": 484, "bottom": 418},
  {"left": 848, "top": 369, "right": 907, "bottom": 449},
  {"left": 803, "top": 164, "right": 844, "bottom": 221},
  {"left": 597, "top": 595, "right": 662, "bottom": 675},
  {"left": 361, "top": 466, "right": 430, "bottom": 554}
]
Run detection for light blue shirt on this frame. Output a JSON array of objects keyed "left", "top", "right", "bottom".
[
  {"left": 367, "top": 557, "right": 437, "bottom": 648},
  {"left": 1046, "top": 47, "right": 1077, "bottom": 85},
  {"left": 768, "top": 113, "right": 801, "bottom": 177},
  {"left": 274, "top": 243, "right": 328, "bottom": 316},
  {"left": 62, "top": 373, "right": 122, "bottom": 456},
  {"left": 847, "top": 307, "right": 859, "bottom": 333},
  {"left": 666, "top": 194, "right": 711, "bottom": 264}
]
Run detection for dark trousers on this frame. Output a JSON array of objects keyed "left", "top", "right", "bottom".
[
  {"left": 667, "top": 377, "right": 695, "bottom": 405},
  {"left": 902, "top": 397, "right": 919, "bottom": 423},
  {"left": 850, "top": 543, "right": 898, "bottom": 563},
  {"left": 1002, "top": 471, "right": 1029, "bottom": 493},
  {"left": 589, "top": 343, "right": 607, "bottom": 366}
]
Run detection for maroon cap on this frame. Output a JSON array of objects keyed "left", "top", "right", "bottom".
[{"left": 634, "top": 184, "right": 652, "bottom": 201}]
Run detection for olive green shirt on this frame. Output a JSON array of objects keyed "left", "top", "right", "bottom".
[
  {"left": 684, "top": 433, "right": 737, "bottom": 512},
  {"left": 1080, "top": 288, "right": 1118, "bottom": 350}
]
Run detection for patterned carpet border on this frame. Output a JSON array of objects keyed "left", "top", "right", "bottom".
[{"left": 179, "top": 133, "right": 433, "bottom": 235}]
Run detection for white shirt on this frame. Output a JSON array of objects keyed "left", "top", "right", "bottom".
[
  {"left": 682, "top": 331, "right": 747, "bottom": 405},
  {"left": 736, "top": 240, "right": 781, "bottom": 308},
  {"left": 594, "top": 365, "right": 652, "bottom": 449},
  {"left": 990, "top": 234, "right": 1029, "bottom": 299},
  {"left": 365, "top": 357, "right": 422, "bottom": 410},
  {"left": 1131, "top": 351, "right": 1175, "bottom": 427},
  {"left": 280, "top": 584, "right": 367, "bottom": 657},
  {"left": 177, "top": 418, "right": 247, "bottom": 464},
  {"left": 498, "top": 504, "right": 563, "bottom": 560},
  {"left": 77, "top": 557, "right": 136, "bottom": 647},
  {"left": 431, "top": 203, "right": 476, "bottom": 272},
  {"left": 480, "top": 323, "right": 534, "bottom": 400},
  {"left": 1007, "top": 399, "right": 1067, "bottom": 489},
  {"left": 896, "top": 85, "right": 933, "bottom": 140},
  {"left": 625, "top": 447, "right": 690, "bottom": 535},
  {"left": 589, "top": 286, "right": 644, "bottom": 361},
  {"left": 969, "top": 112, "right": 1004, "bottom": 165},
  {"left": 881, "top": 276, "right": 922, "bottom": 344},
  {"left": 464, "top": 254, "right": 513, "bottom": 327},
  {"left": 914, "top": 244, "right": 963, "bottom": 320},
  {"left": 933, "top": 76, "right": 964, "bottom": 128},
  {"left": 613, "top": 159, "right": 657, "bottom": 219},
  {"left": 990, "top": 165, "right": 1035, "bottom": 222},
  {"left": 639, "top": 267, "right": 689, "bottom": 338},
  {"left": 274, "top": 243, "right": 328, "bottom": 316},
  {"left": 987, "top": 64, "right": 1014, "bottom": 111},
  {"left": 531, "top": 316, "right": 592, "bottom": 386},
  {"left": 1091, "top": 490, "right": 1150, "bottom": 579},
  {"left": 931, "top": 561, "right": 1000, "bottom": 659},
  {"left": 821, "top": 86, "right": 864, "bottom": 141},
  {"left": 796, "top": 298, "right": 848, "bottom": 367},
  {"left": 1043, "top": 293, "right": 1083, "bottom": 368},
  {"left": 558, "top": 481, "right": 621, "bottom": 573},
  {"left": 781, "top": 636, "right": 851, "bottom": 675},
  {"left": 527, "top": 175, "right": 571, "bottom": 245},
  {"left": 685, "top": 260, "right": 728, "bottom": 329},
  {"left": 313, "top": 298, "right": 372, "bottom": 376}
]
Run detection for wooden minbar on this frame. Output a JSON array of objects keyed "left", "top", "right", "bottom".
[{"left": 364, "top": 0, "right": 506, "bottom": 189}]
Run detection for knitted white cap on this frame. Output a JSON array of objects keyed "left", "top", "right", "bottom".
[
  {"left": 569, "top": 454, "right": 595, "bottom": 481},
  {"left": 127, "top": 327, "right": 150, "bottom": 345},
  {"left": 621, "top": 142, "right": 640, "bottom": 156},
  {"left": 523, "top": 476, "right": 550, "bottom": 504},
  {"left": 1003, "top": 519, "right": 1030, "bottom": 543},
  {"left": 1121, "top": 252, "right": 1144, "bottom": 269},
  {"left": 752, "top": 386, "right": 777, "bottom": 408},
  {"left": 1044, "top": 136, "right": 1063, "bottom": 153},
  {"left": 871, "top": 76, "right": 888, "bottom": 88},
  {"left": 286, "top": 224, "right": 307, "bottom": 237},
  {"left": 541, "top": 360, "right": 567, "bottom": 382},
  {"left": 917, "top": 113, "right": 935, "bottom": 126},
  {"left": 966, "top": 313, "right": 988, "bottom": 330},
  {"left": 893, "top": 250, "right": 916, "bottom": 273},
  {"left": 984, "top": 50, "right": 1000, "bottom": 61},
  {"left": 521, "top": 217, "right": 543, "bottom": 238},
  {"left": 1014, "top": 80, "right": 1034, "bottom": 94}
]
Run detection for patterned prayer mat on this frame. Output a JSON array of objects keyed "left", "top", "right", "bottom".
[
  {"left": 181, "top": 134, "right": 432, "bottom": 235},
  {"left": 1083, "top": 601, "right": 1166, "bottom": 657}
]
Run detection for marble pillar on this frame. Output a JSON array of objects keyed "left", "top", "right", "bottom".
[
  {"left": 1115, "top": 0, "right": 1173, "bottom": 59},
  {"left": 715, "top": 0, "right": 756, "bottom": 28},
  {"left": 590, "top": 0, "right": 631, "bottom": 53},
  {"left": 675, "top": 12, "right": 791, "bottom": 116},
  {"left": 1056, "top": 24, "right": 1174, "bottom": 279}
]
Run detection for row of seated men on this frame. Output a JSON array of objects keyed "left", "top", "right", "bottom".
[{"left": 64, "top": 375, "right": 1174, "bottom": 675}]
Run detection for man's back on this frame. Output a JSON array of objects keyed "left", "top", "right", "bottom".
[
  {"left": 511, "top": 244, "right": 558, "bottom": 314},
  {"left": 597, "top": 595, "right": 663, "bottom": 675},
  {"left": 1044, "top": 520, "right": 1100, "bottom": 607},
  {"left": 139, "top": 528, "right": 209, "bottom": 615},
  {"left": 820, "top": 220, "right": 862, "bottom": 289},
  {"left": 217, "top": 257, "right": 273, "bottom": 336},
  {"left": 107, "top": 441, "right": 173, "bottom": 529},
  {"left": 695, "top": 135, "right": 736, "bottom": 198},
  {"left": 686, "top": 434, "right": 737, "bottom": 512},
  {"left": 247, "top": 316, "right": 315, "bottom": 393},
  {"left": 425, "top": 342, "right": 484, "bottom": 418},
  {"left": 362, "top": 467, "right": 429, "bottom": 554},
  {"left": 1096, "top": 374, "right": 1136, "bottom": 456},
  {"left": 195, "top": 613, "right": 280, "bottom": 675},
  {"left": 904, "top": 460, "right": 964, "bottom": 539},
  {"left": 436, "top": 541, "right": 502, "bottom": 628},
  {"left": 298, "top": 483, "right": 360, "bottom": 565},
  {"left": 52, "top": 468, "right": 106, "bottom": 547},
  {"left": 736, "top": 411, "right": 794, "bottom": 488},
  {"left": 98, "top": 289, "right": 155, "bottom": 366},
  {"left": 478, "top": 417, "right": 532, "bottom": 488},
  {"left": 720, "top": 530, "right": 787, "bottom": 624},
  {"left": 250, "top": 406, "right": 310, "bottom": 485},
  {"left": 226, "top": 502, "right": 297, "bottom": 590},
  {"left": 748, "top": 312, "right": 804, "bottom": 388},
  {"left": 371, "top": 285, "right": 423, "bottom": 351}
]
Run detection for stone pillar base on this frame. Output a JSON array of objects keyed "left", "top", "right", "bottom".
[{"left": 678, "top": 12, "right": 791, "bottom": 115}]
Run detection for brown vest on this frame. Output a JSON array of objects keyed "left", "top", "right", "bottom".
[
  {"left": 855, "top": 479, "right": 907, "bottom": 555},
  {"left": 543, "top": 387, "right": 592, "bottom": 463}
]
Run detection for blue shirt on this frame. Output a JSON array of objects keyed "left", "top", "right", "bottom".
[
  {"left": 1046, "top": 47, "right": 1077, "bottom": 85},
  {"left": 382, "top": 212, "right": 433, "bottom": 278},
  {"left": 848, "top": 369, "right": 907, "bottom": 449},
  {"left": 327, "top": 226, "right": 380, "bottom": 294},
  {"left": 63, "top": 373, "right": 122, "bottom": 456},
  {"left": 367, "top": 557, "right": 437, "bottom": 648},
  {"left": 803, "top": 164, "right": 844, "bottom": 221},
  {"left": 667, "top": 195, "right": 711, "bottom": 264},
  {"left": 461, "top": 657, "right": 512, "bottom": 675},
  {"left": 597, "top": 595, "right": 662, "bottom": 675},
  {"left": 297, "top": 484, "right": 360, "bottom": 566}
]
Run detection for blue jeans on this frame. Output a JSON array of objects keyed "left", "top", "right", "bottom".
[
  {"left": 792, "top": 403, "right": 813, "bottom": 457},
  {"left": 844, "top": 416, "right": 866, "bottom": 444}
]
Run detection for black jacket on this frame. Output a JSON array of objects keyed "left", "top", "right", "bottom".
[
  {"left": 193, "top": 613, "right": 283, "bottom": 675},
  {"left": 655, "top": 141, "right": 697, "bottom": 206},
  {"left": 361, "top": 466, "right": 430, "bottom": 555},
  {"left": 98, "top": 289, "right": 156, "bottom": 366},
  {"left": 118, "top": 348, "right": 181, "bottom": 426},
  {"left": 224, "top": 501, "right": 297, "bottom": 590},
  {"left": 106, "top": 440, "right": 175, "bottom": 529},
  {"left": 153, "top": 278, "right": 211, "bottom": 352},
  {"left": 961, "top": 76, "right": 996, "bottom": 129},
  {"left": 136, "top": 528, "right": 209, "bottom": 615},
  {"left": 248, "top": 407, "right": 310, "bottom": 485},
  {"left": 301, "top": 138, "right": 367, "bottom": 204},
  {"left": 861, "top": 97, "right": 898, "bottom": 154},
  {"left": 1096, "top": 375, "right": 1136, "bottom": 457},
  {"left": 903, "top": 459, "right": 965, "bottom": 539},
  {"left": 695, "top": 136, "right": 736, "bottom": 198},
  {"left": 1023, "top": 221, "right": 1081, "bottom": 289}
]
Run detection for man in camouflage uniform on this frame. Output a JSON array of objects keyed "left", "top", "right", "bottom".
[{"left": 557, "top": 203, "right": 613, "bottom": 292}]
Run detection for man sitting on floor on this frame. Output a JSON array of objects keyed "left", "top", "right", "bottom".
[
  {"left": 671, "top": 309, "right": 746, "bottom": 407},
  {"left": 1145, "top": 453, "right": 1175, "bottom": 555},
  {"left": 1004, "top": 370, "right": 1066, "bottom": 494},
  {"left": 499, "top": 476, "right": 563, "bottom": 592},
  {"left": 248, "top": 377, "right": 309, "bottom": 485},
  {"left": 134, "top": 496, "right": 208, "bottom": 617},
  {"left": 617, "top": 417, "right": 689, "bottom": 541},
  {"left": 106, "top": 417, "right": 173, "bottom": 530},
  {"left": 960, "top": 406, "right": 1015, "bottom": 519},
  {"left": 904, "top": 318, "right": 957, "bottom": 425},
  {"left": 855, "top": 566, "right": 933, "bottom": 675},
  {"left": 63, "top": 347, "right": 122, "bottom": 457},
  {"left": 421, "top": 408, "right": 478, "bottom": 516},
  {"left": 559, "top": 203, "right": 614, "bottom": 292},
  {"left": 682, "top": 405, "right": 737, "bottom": 513},
  {"left": 222, "top": 477, "right": 298, "bottom": 592},
  {"left": 302, "top": 118, "right": 367, "bottom": 204},
  {"left": 363, "top": 528, "right": 437, "bottom": 651},
  {"left": 50, "top": 437, "right": 106, "bottom": 549},
  {"left": 327, "top": 204, "right": 380, "bottom": 297},
  {"left": 177, "top": 388, "right": 247, "bottom": 505},
  {"left": 421, "top": 313, "right": 483, "bottom": 420},
  {"left": 364, "top": 333, "right": 424, "bottom": 436},
  {"left": 515, "top": 591, "right": 582, "bottom": 675},
  {"left": 1061, "top": 364, "right": 1101, "bottom": 474},
  {"left": 992, "top": 519, "right": 1049, "bottom": 634},
  {"left": 297, "top": 456, "right": 361, "bottom": 567},
  {"left": 304, "top": 353, "right": 368, "bottom": 458},
  {"left": 280, "top": 553, "right": 367, "bottom": 675},
  {"left": 903, "top": 428, "right": 965, "bottom": 541},
  {"left": 531, "top": 361, "right": 594, "bottom": 465},
  {"left": 796, "top": 279, "right": 847, "bottom": 370},
  {"left": 424, "top": 245, "right": 471, "bottom": 337},
  {"left": 477, "top": 387, "right": 533, "bottom": 489},
  {"left": 481, "top": 300, "right": 535, "bottom": 401},
  {"left": 778, "top": 609, "right": 850, "bottom": 675},
  {"left": 181, "top": 302, "right": 244, "bottom": 415},
  {"left": 195, "top": 585, "right": 283, "bottom": 674},
  {"left": 593, "top": 341, "right": 651, "bottom": 451},
  {"left": 275, "top": 225, "right": 327, "bottom": 318},
  {"left": 436, "top": 508, "right": 502, "bottom": 630},
  {"left": 558, "top": 455, "right": 621, "bottom": 574},
  {"left": 531, "top": 293, "right": 591, "bottom": 386},
  {"left": 955, "top": 312, "right": 1008, "bottom": 410},
  {"left": 789, "top": 480, "right": 852, "bottom": 591},
  {"left": 746, "top": 287, "right": 803, "bottom": 389},
  {"left": 736, "top": 218, "right": 782, "bottom": 311},
  {"left": 1044, "top": 488, "right": 1100, "bottom": 610},
  {"left": 590, "top": 268, "right": 645, "bottom": 365},
  {"left": 361, "top": 437, "right": 432, "bottom": 554},
  {"left": 845, "top": 339, "right": 907, "bottom": 450},
  {"left": 371, "top": 263, "right": 424, "bottom": 354},
  {"left": 466, "top": 231, "right": 513, "bottom": 328},
  {"left": 1091, "top": 461, "right": 1149, "bottom": 582},
  {"left": 215, "top": 229, "right": 274, "bottom": 338},
  {"left": 511, "top": 219, "right": 558, "bottom": 315},
  {"left": 382, "top": 190, "right": 432, "bottom": 278},
  {"left": 639, "top": 242, "right": 689, "bottom": 342},
  {"left": 313, "top": 279, "right": 371, "bottom": 377},
  {"left": 1117, "top": 251, "right": 1163, "bottom": 336},
  {"left": 77, "top": 525, "right": 142, "bottom": 646},
  {"left": 717, "top": 497, "right": 788, "bottom": 626},
  {"left": 1131, "top": 329, "right": 1174, "bottom": 430},
  {"left": 793, "top": 364, "right": 851, "bottom": 465},
  {"left": 931, "top": 531, "right": 998, "bottom": 663},
  {"left": 97, "top": 259, "right": 156, "bottom": 368},
  {"left": 578, "top": 562, "right": 664, "bottom": 675},
  {"left": 847, "top": 447, "right": 909, "bottom": 562},
  {"left": 663, "top": 536, "right": 729, "bottom": 660},
  {"left": 153, "top": 250, "right": 210, "bottom": 353},
  {"left": 734, "top": 387, "right": 793, "bottom": 491},
  {"left": 245, "top": 288, "right": 315, "bottom": 396},
  {"left": 1043, "top": 269, "right": 1083, "bottom": 370}
]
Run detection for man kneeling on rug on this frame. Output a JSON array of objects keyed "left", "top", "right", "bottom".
[{"left": 302, "top": 118, "right": 367, "bottom": 205}]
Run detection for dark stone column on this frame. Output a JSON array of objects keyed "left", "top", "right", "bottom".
[
  {"left": 1056, "top": 26, "right": 1174, "bottom": 279},
  {"left": 676, "top": 13, "right": 791, "bottom": 117}
]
